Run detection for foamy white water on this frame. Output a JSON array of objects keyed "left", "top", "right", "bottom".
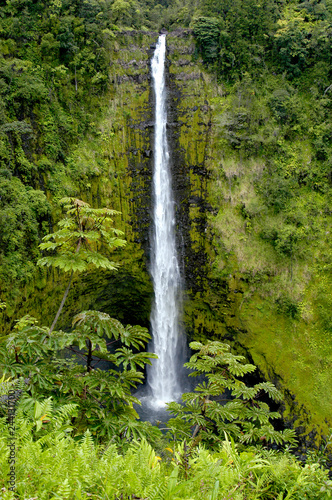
[{"left": 147, "top": 34, "right": 182, "bottom": 406}]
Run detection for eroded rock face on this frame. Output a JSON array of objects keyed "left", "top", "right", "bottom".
[
  {"left": 114, "top": 29, "right": 213, "bottom": 298},
  {"left": 100, "top": 29, "right": 222, "bottom": 343},
  {"left": 166, "top": 32, "right": 212, "bottom": 293}
]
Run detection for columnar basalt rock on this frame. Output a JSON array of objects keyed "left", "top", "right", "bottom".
[{"left": 166, "top": 32, "right": 211, "bottom": 293}]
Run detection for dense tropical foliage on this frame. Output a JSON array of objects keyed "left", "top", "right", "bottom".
[
  {"left": 0, "top": 0, "right": 332, "bottom": 497},
  {"left": 0, "top": 310, "right": 160, "bottom": 442},
  {"left": 167, "top": 341, "right": 297, "bottom": 447},
  {"left": 0, "top": 416, "right": 331, "bottom": 499},
  {"left": 1, "top": 352, "right": 331, "bottom": 498}
]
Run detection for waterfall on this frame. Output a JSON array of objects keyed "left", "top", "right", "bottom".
[{"left": 147, "top": 34, "right": 183, "bottom": 406}]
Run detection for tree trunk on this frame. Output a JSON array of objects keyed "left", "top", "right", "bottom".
[
  {"left": 49, "top": 239, "right": 81, "bottom": 334},
  {"left": 86, "top": 339, "right": 92, "bottom": 372},
  {"left": 49, "top": 270, "right": 74, "bottom": 334},
  {"left": 74, "top": 65, "right": 77, "bottom": 93}
]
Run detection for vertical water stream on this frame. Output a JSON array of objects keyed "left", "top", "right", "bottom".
[{"left": 147, "top": 34, "right": 183, "bottom": 406}]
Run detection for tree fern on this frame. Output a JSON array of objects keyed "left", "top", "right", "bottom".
[
  {"left": 37, "top": 197, "right": 126, "bottom": 333},
  {"left": 0, "top": 309, "right": 156, "bottom": 443},
  {"left": 167, "top": 341, "right": 297, "bottom": 449},
  {"left": 80, "top": 430, "right": 95, "bottom": 452}
]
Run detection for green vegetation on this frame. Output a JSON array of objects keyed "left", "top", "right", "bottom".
[
  {"left": 0, "top": 1, "right": 155, "bottom": 333},
  {"left": 0, "top": 418, "right": 331, "bottom": 499},
  {"left": 0, "top": 310, "right": 158, "bottom": 442},
  {"left": 0, "top": 0, "right": 332, "bottom": 496},
  {"left": 142, "top": 0, "right": 332, "bottom": 446},
  {"left": 0, "top": 346, "right": 331, "bottom": 498},
  {"left": 186, "top": 0, "right": 332, "bottom": 443},
  {"left": 168, "top": 341, "right": 296, "bottom": 447},
  {"left": 37, "top": 197, "right": 126, "bottom": 332},
  {"left": 0, "top": 0, "right": 113, "bottom": 295}
]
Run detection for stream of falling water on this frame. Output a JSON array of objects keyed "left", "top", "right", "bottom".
[{"left": 147, "top": 34, "right": 183, "bottom": 407}]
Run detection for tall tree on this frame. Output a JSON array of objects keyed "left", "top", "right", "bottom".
[{"left": 37, "top": 197, "right": 126, "bottom": 333}]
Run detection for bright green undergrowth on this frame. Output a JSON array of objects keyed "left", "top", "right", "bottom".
[
  {"left": 0, "top": 335, "right": 331, "bottom": 498},
  {"left": 0, "top": 419, "right": 331, "bottom": 500},
  {"left": 204, "top": 68, "right": 332, "bottom": 438}
]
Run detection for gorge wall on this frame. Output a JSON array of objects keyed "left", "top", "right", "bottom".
[{"left": 2, "top": 29, "right": 331, "bottom": 450}]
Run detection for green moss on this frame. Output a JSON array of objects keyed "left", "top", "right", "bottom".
[
  {"left": 201, "top": 74, "right": 332, "bottom": 441},
  {"left": 236, "top": 294, "right": 332, "bottom": 442},
  {"left": 2, "top": 28, "right": 331, "bottom": 446}
]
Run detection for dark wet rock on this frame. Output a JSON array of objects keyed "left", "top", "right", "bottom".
[
  {"left": 168, "top": 28, "right": 193, "bottom": 38},
  {"left": 174, "top": 71, "right": 201, "bottom": 81},
  {"left": 120, "top": 59, "right": 148, "bottom": 70},
  {"left": 116, "top": 74, "right": 149, "bottom": 84},
  {"left": 168, "top": 44, "right": 196, "bottom": 55},
  {"left": 166, "top": 122, "right": 181, "bottom": 128},
  {"left": 177, "top": 59, "right": 192, "bottom": 67}
]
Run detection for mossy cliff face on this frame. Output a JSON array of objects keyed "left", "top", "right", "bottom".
[
  {"left": 201, "top": 87, "right": 332, "bottom": 447},
  {"left": 2, "top": 30, "right": 331, "bottom": 447},
  {"left": 163, "top": 31, "right": 332, "bottom": 447},
  {"left": 166, "top": 31, "right": 211, "bottom": 291},
  {"left": 2, "top": 32, "right": 158, "bottom": 331}
]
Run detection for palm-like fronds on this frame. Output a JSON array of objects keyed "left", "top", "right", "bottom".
[
  {"left": 0, "top": 410, "right": 330, "bottom": 499},
  {"left": 168, "top": 341, "right": 297, "bottom": 448}
]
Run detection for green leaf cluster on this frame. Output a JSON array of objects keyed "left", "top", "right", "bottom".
[
  {"left": 167, "top": 341, "right": 297, "bottom": 447},
  {"left": 0, "top": 309, "right": 156, "bottom": 443},
  {"left": 37, "top": 197, "right": 126, "bottom": 274}
]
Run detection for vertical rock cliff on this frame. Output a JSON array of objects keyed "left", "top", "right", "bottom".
[{"left": 3, "top": 29, "right": 331, "bottom": 446}]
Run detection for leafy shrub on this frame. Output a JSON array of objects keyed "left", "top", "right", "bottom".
[
  {"left": 257, "top": 173, "right": 296, "bottom": 214},
  {"left": 275, "top": 293, "right": 299, "bottom": 319},
  {"left": 0, "top": 311, "right": 157, "bottom": 443},
  {"left": 0, "top": 409, "right": 331, "bottom": 499},
  {"left": 167, "top": 341, "right": 297, "bottom": 448},
  {"left": 193, "top": 17, "right": 221, "bottom": 64}
]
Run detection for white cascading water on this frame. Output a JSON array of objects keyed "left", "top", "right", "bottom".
[{"left": 147, "top": 34, "right": 182, "bottom": 406}]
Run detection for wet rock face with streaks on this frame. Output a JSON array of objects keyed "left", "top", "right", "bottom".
[
  {"left": 110, "top": 30, "right": 213, "bottom": 297},
  {"left": 103, "top": 30, "right": 217, "bottom": 341},
  {"left": 165, "top": 32, "right": 212, "bottom": 294},
  {"left": 2, "top": 30, "right": 214, "bottom": 336}
]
